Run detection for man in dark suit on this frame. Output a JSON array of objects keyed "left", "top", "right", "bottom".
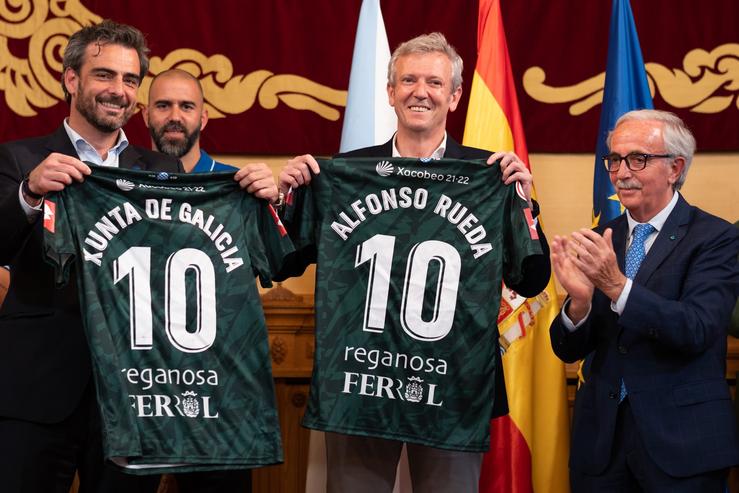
[
  {"left": 1, "top": 21, "right": 177, "bottom": 493},
  {"left": 278, "top": 32, "right": 549, "bottom": 493},
  {"left": 550, "top": 109, "right": 739, "bottom": 492}
]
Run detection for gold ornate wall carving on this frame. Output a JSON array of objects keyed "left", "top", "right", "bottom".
[
  {"left": 143, "top": 50, "right": 346, "bottom": 121},
  {"left": 523, "top": 43, "right": 739, "bottom": 115},
  {"left": 5, "top": 4, "right": 733, "bottom": 126},
  {"left": 0, "top": 1, "right": 346, "bottom": 119}
]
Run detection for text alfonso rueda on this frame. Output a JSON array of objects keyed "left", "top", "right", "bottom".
[
  {"left": 329, "top": 186, "right": 493, "bottom": 259},
  {"left": 80, "top": 198, "right": 244, "bottom": 272}
]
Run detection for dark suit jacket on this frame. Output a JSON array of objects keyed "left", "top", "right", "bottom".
[
  {"left": 282, "top": 135, "right": 551, "bottom": 419},
  {"left": 550, "top": 194, "right": 739, "bottom": 477},
  {"left": 0, "top": 125, "right": 182, "bottom": 423}
]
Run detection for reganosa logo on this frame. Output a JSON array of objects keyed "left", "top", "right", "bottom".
[
  {"left": 376, "top": 160, "right": 394, "bottom": 177},
  {"left": 116, "top": 179, "right": 135, "bottom": 191}
]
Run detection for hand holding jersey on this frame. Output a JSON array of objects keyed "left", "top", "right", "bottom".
[
  {"left": 490, "top": 151, "right": 534, "bottom": 208},
  {"left": 279, "top": 154, "right": 322, "bottom": 194},
  {"left": 235, "top": 163, "right": 279, "bottom": 202},
  {"left": 24, "top": 153, "right": 92, "bottom": 204}
]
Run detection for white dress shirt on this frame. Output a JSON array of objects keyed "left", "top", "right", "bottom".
[
  {"left": 19, "top": 120, "right": 129, "bottom": 219},
  {"left": 391, "top": 132, "right": 447, "bottom": 160}
]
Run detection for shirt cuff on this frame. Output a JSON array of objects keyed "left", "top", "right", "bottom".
[
  {"left": 561, "top": 298, "right": 591, "bottom": 332},
  {"left": 18, "top": 182, "right": 43, "bottom": 221},
  {"left": 611, "top": 278, "right": 632, "bottom": 315}
]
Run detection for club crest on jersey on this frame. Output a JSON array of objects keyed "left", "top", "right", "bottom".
[
  {"left": 181, "top": 391, "right": 200, "bottom": 418},
  {"left": 116, "top": 179, "right": 135, "bottom": 191},
  {"left": 375, "top": 160, "right": 394, "bottom": 177},
  {"left": 43, "top": 200, "right": 55, "bottom": 233},
  {"left": 404, "top": 376, "right": 424, "bottom": 403}
]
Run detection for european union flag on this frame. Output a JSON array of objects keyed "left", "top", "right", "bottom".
[{"left": 592, "top": 0, "right": 653, "bottom": 226}]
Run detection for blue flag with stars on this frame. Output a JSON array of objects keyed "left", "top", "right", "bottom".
[{"left": 592, "top": 0, "right": 653, "bottom": 226}]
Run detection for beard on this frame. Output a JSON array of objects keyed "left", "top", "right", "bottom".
[
  {"left": 150, "top": 120, "right": 201, "bottom": 158},
  {"left": 75, "top": 82, "right": 134, "bottom": 133}
]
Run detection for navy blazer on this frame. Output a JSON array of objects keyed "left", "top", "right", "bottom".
[
  {"left": 0, "top": 125, "right": 182, "bottom": 423},
  {"left": 550, "top": 194, "right": 739, "bottom": 477}
]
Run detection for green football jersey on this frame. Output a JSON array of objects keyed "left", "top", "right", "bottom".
[
  {"left": 284, "top": 157, "right": 542, "bottom": 452},
  {"left": 43, "top": 166, "right": 292, "bottom": 473}
]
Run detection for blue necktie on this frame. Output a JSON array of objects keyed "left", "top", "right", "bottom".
[
  {"left": 619, "top": 223, "right": 656, "bottom": 402},
  {"left": 625, "top": 223, "right": 655, "bottom": 280}
]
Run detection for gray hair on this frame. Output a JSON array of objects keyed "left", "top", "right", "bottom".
[
  {"left": 387, "top": 32, "right": 463, "bottom": 92},
  {"left": 61, "top": 20, "right": 150, "bottom": 103},
  {"left": 607, "top": 109, "right": 696, "bottom": 190}
]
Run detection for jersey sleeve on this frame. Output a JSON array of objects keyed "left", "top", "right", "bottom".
[
  {"left": 273, "top": 172, "right": 324, "bottom": 280},
  {"left": 248, "top": 200, "right": 295, "bottom": 288},
  {"left": 281, "top": 179, "right": 320, "bottom": 251},
  {"left": 502, "top": 183, "right": 544, "bottom": 289},
  {"left": 42, "top": 191, "right": 77, "bottom": 287}
]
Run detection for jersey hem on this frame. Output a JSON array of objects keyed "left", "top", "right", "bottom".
[
  {"left": 110, "top": 458, "right": 283, "bottom": 475},
  {"left": 302, "top": 420, "right": 488, "bottom": 453}
]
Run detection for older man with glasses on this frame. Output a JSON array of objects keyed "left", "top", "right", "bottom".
[{"left": 549, "top": 109, "right": 739, "bottom": 492}]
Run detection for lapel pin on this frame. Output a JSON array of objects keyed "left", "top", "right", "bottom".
[{"left": 669, "top": 234, "right": 676, "bottom": 241}]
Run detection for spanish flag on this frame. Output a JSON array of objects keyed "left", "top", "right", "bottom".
[{"left": 463, "top": 1, "right": 570, "bottom": 492}]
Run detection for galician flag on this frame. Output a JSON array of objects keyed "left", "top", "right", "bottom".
[{"left": 339, "top": 0, "right": 396, "bottom": 153}]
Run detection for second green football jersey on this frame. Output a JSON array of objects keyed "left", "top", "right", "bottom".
[
  {"left": 284, "top": 157, "right": 543, "bottom": 452},
  {"left": 43, "top": 166, "right": 293, "bottom": 473}
]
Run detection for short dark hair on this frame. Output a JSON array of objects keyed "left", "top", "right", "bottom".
[{"left": 61, "top": 20, "right": 149, "bottom": 102}]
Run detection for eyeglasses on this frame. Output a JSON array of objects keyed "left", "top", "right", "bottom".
[{"left": 602, "top": 153, "right": 674, "bottom": 172}]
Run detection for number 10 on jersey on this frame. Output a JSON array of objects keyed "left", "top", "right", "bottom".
[
  {"left": 355, "top": 234, "right": 461, "bottom": 342},
  {"left": 114, "top": 246, "right": 217, "bottom": 353}
]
